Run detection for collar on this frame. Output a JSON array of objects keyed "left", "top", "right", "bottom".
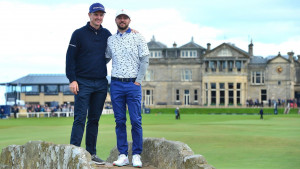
[
  {"left": 117, "top": 28, "right": 131, "bottom": 36},
  {"left": 87, "top": 22, "right": 102, "bottom": 31}
]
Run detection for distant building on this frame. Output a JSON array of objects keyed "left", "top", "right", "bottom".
[
  {"left": 143, "top": 36, "right": 300, "bottom": 107},
  {"left": 0, "top": 74, "right": 111, "bottom": 106}
]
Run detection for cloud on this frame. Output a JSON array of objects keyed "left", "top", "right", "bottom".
[{"left": 0, "top": 1, "right": 299, "bottom": 86}]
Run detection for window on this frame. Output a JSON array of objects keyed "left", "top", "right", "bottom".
[
  {"left": 236, "top": 83, "right": 241, "bottom": 104},
  {"left": 40, "top": 85, "right": 44, "bottom": 92},
  {"left": 22, "top": 85, "right": 39, "bottom": 95},
  {"left": 181, "top": 50, "right": 197, "bottom": 58},
  {"left": 251, "top": 71, "right": 265, "bottom": 85},
  {"left": 150, "top": 51, "right": 162, "bottom": 58},
  {"left": 228, "top": 83, "right": 234, "bottom": 105},
  {"left": 236, "top": 61, "right": 241, "bottom": 72},
  {"left": 237, "top": 83, "right": 241, "bottom": 89},
  {"left": 261, "top": 89, "right": 267, "bottom": 101},
  {"left": 228, "top": 61, "right": 233, "bottom": 72},
  {"left": 194, "top": 90, "right": 198, "bottom": 102},
  {"left": 222, "top": 61, "right": 227, "bottom": 69},
  {"left": 144, "top": 70, "right": 154, "bottom": 81},
  {"left": 176, "top": 89, "right": 180, "bottom": 101},
  {"left": 209, "top": 61, "right": 216, "bottom": 72},
  {"left": 181, "top": 69, "right": 192, "bottom": 81},
  {"left": 143, "top": 89, "right": 153, "bottom": 105},
  {"left": 184, "top": 90, "right": 190, "bottom": 105},
  {"left": 45, "top": 85, "right": 58, "bottom": 95},
  {"left": 61, "top": 85, "right": 72, "bottom": 95},
  {"left": 219, "top": 83, "right": 225, "bottom": 104},
  {"left": 211, "top": 83, "right": 216, "bottom": 105},
  {"left": 256, "top": 72, "right": 261, "bottom": 83},
  {"left": 278, "top": 81, "right": 281, "bottom": 85}
]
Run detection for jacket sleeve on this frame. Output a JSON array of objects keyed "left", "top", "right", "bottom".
[
  {"left": 135, "top": 34, "right": 150, "bottom": 84},
  {"left": 136, "top": 55, "right": 149, "bottom": 84},
  {"left": 66, "top": 31, "right": 79, "bottom": 83},
  {"left": 105, "top": 30, "right": 112, "bottom": 64}
]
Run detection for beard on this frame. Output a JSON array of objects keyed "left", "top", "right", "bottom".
[{"left": 117, "top": 22, "right": 129, "bottom": 30}]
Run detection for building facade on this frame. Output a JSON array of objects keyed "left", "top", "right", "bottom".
[
  {"left": 2, "top": 74, "right": 74, "bottom": 106},
  {"left": 144, "top": 37, "right": 300, "bottom": 107},
  {"left": 2, "top": 74, "right": 112, "bottom": 106}
]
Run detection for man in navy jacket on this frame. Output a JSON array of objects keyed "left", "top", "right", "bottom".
[{"left": 66, "top": 2, "right": 111, "bottom": 165}]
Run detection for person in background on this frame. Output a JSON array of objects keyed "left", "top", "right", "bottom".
[
  {"left": 0, "top": 108, "right": 5, "bottom": 119},
  {"left": 12, "top": 105, "right": 19, "bottom": 119},
  {"left": 175, "top": 107, "right": 180, "bottom": 120},
  {"left": 274, "top": 101, "right": 278, "bottom": 115},
  {"left": 259, "top": 108, "right": 263, "bottom": 120}
]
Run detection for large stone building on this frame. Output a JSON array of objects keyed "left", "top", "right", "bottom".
[{"left": 143, "top": 36, "right": 300, "bottom": 107}]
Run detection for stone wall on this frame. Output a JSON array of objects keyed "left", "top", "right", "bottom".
[
  {"left": 107, "top": 137, "right": 215, "bottom": 169},
  {"left": 1, "top": 138, "right": 215, "bottom": 169},
  {"left": 0, "top": 141, "right": 95, "bottom": 169}
]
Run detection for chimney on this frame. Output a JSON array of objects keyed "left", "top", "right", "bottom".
[
  {"left": 206, "top": 43, "right": 211, "bottom": 52},
  {"left": 151, "top": 35, "right": 155, "bottom": 42},
  {"left": 248, "top": 41, "right": 253, "bottom": 56},
  {"left": 173, "top": 42, "right": 177, "bottom": 48},
  {"left": 288, "top": 51, "right": 294, "bottom": 62}
]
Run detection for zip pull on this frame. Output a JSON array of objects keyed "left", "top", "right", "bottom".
[{"left": 95, "top": 32, "right": 97, "bottom": 35}]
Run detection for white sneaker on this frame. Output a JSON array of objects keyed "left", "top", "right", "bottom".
[
  {"left": 132, "top": 154, "right": 142, "bottom": 168},
  {"left": 113, "top": 154, "right": 129, "bottom": 166}
]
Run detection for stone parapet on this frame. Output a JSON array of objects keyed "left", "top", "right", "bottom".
[
  {"left": 0, "top": 141, "right": 95, "bottom": 169},
  {"left": 107, "top": 137, "right": 215, "bottom": 169}
]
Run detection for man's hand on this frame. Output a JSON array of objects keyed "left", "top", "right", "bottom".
[
  {"left": 134, "top": 82, "right": 140, "bottom": 86},
  {"left": 131, "top": 28, "right": 139, "bottom": 33},
  {"left": 69, "top": 81, "right": 79, "bottom": 95}
]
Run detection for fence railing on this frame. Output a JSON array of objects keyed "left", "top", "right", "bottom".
[{"left": 15, "top": 109, "right": 114, "bottom": 118}]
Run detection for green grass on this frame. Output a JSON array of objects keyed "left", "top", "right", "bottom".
[{"left": 1, "top": 113, "right": 300, "bottom": 169}]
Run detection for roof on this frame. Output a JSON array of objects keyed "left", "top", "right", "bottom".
[
  {"left": 249, "top": 56, "right": 267, "bottom": 64},
  {"left": 147, "top": 36, "right": 167, "bottom": 49},
  {"left": 179, "top": 37, "right": 205, "bottom": 49},
  {"left": 225, "top": 43, "right": 249, "bottom": 56},
  {"left": 266, "top": 53, "right": 289, "bottom": 62},
  {"left": 4, "top": 74, "right": 70, "bottom": 85},
  {"left": 205, "top": 43, "right": 250, "bottom": 58},
  {"left": 1, "top": 74, "right": 112, "bottom": 85}
]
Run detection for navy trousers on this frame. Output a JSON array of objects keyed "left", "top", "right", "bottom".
[
  {"left": 70, "top": 77, "right": 107, "bottom": 155},
  {"left": 110, "top": 80, "right": 143, "bottom": 155}
]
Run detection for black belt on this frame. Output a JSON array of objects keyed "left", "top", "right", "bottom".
[{"left": 111, "top": 77, "right": 136, "bottom": 82}]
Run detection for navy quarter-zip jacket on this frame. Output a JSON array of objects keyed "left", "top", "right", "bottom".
[{"left": 66, "top": 22, "right": 112, "bottom": 83}]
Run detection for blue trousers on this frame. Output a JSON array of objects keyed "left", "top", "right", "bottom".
[
  {"left": 70, "top": 77, "right": 107, "bottom": 155},
  {"left": 110, "top": 80, "right": 143, "bottom": 155}
]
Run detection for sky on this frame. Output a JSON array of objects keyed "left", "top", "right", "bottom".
[{"left": 0, "top": 0, "right": 300, "bottom": 104}]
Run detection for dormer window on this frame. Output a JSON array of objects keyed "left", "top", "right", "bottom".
[
  {"left": 181, "top": 50, "right": 197, "bottom": 58},
  {"left": 150, "top": 50, "right": 162, "bottom": 58}
]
